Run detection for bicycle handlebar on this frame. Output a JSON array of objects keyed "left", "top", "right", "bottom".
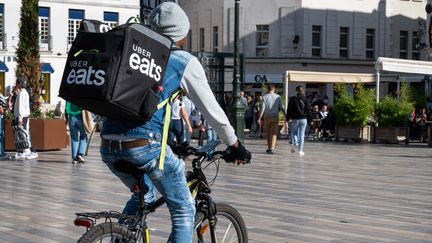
[{"left": 173, "top": 140, "right": 227, "bottom": 161}]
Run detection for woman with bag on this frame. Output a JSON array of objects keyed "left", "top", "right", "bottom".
[{"left": 65, "top": 101, "right": 88, "bottom": 164}]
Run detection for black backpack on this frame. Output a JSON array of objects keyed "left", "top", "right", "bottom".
[
  {"left": 287, "top": 95, "right": 307, "bottom": 120},
  {"left": 59, "top": 19, "right": 173, "bottom": 122}
]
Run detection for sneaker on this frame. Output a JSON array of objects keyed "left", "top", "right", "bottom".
[
  {"left": 291, "top": 145, "right": 297, "bottom": 153},
  {"left": 13, "top": 152, "right": 26, "bottom": 159},
  {"left": 76, "top": 154, "right": 85, "bottom": 163},
  {"left": 25, "top": 152, "right": 38, "bottom": 160},
  {"left": 299, "top": 151, "right": 305, "bottom": 156},
  {"left": 72, "top": 157, "right": 79, "bottom": 164},
  {"left": 266, "top": 148, "right": 275, "bottom": 154}
]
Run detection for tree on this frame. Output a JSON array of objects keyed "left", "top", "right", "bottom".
[{"left": 15, "top": 0, "right": 41, "bottom": 111}]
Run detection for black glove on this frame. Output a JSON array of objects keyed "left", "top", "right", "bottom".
[{"left": 224, "top": 140, "right": 251, "bottom": 164}]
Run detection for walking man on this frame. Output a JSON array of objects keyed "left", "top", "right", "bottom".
[
  {"left": 258, "top": 84, "right": 285, "bottom": 154},
  {"left": 287, "top": 85, "right": 311, "bottom": 156}
]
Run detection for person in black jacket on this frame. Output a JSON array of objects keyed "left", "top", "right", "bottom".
[{"left": 286, "top": 85, "right": 311, "bottom": 156}]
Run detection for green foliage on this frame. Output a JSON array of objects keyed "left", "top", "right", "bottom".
[
  {"left": 376, "top": 82, "right": 413, "bottom": 127},
  {"left": 409, "top": 85, "right": 426, "bottom": 109},
  {"left": 29, "top": 108, "right": 56, "bottom": 119},
  {"left": 333, "top": 83, "right": 375, "bottom": 126},
  {"left": 16, "top": 0, "right": 41, "bottom": 111}
]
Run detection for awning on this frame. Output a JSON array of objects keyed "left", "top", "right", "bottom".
[
  {"left": 0, "top": 62, "right": 9, "bottom": 72},
  {"left": 283, "top": 70, "right": 376, "bottom": 110},
  {"left": 375, "top": 57, "right": 432, "bottom": 103},
  {"left": 286, "top": 70, "right": 375, "bottom": 83},
  {"left": 41, "top": 63, "right": 54, "bottom": 73},
  {"left": 375, "top": 57, "right": 432, "bottom": 75}
]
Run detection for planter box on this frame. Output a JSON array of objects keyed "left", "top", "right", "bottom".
[
  {"left": 373, "top": 127, "right": 409, "bottom": 144},
  {"left": 5, "top": 119, "right": 68, "bottom": 151},
  {"left": 335, "top": 125, "right": 371, "bottom": 142}
]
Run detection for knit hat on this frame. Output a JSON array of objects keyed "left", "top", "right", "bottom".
[{"left": 148, "top": 2, "right": 190, "bottom": 42}]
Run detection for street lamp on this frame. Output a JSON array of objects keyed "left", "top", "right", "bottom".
[{"left": 231, "top": 0, "right": 245, "bottom": 141}]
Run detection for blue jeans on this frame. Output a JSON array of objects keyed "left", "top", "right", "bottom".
[
  {"left": 100, "top": 140, "right": 195, "bottom": 243},
  {"left": 291, "top": 118, "right": 307, "bottom": 152},
  {"left": 169, "top": 119, "right": 184, "bottom": 144},
  {"left": 206, "top": 129, "right": 218, "bottom": 143},
  {"left": 68, "top": 114, "right": 87, "bottom": 159}
]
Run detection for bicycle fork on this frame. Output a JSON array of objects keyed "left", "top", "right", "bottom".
[{"left": 206, "top": 196, "right": 218, "bottom": 243}]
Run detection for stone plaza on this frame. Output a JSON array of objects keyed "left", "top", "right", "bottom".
[{"left": 0, "top": 135, "right": 431, "bottom": 242}]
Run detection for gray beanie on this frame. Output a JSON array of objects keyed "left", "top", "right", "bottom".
[{"left": 148, "top": 2, "right": 190, "bottom": 42}]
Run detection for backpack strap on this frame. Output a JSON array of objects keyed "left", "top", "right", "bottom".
[{"left": 157, "top": 89, "right": 183, "bottom": 171}]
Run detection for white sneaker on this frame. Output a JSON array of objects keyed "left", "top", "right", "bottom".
[
  {"left": 25, "top": 152, "right": 38, "bottom": 160},
  {"left": 299, "top": 151, "right": 305, "bottom": 156},
  {"left": 13, "top": 152, "right": 26, "bottom": 159}
]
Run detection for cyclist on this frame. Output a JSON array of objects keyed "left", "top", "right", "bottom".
[{"left": 99, "top": 2, "right": 251, "bottom": 243}]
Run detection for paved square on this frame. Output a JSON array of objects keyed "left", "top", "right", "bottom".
[{"left": 0, "top": 135, "right": 431, "bottom": 242}]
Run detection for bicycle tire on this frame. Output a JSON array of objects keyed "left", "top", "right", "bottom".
[
  {"left": 77, "top": 222, "right": 135, "bottom": 243},
  {"left": 194, "top": 202, "right": 248, "bottom": 243}
]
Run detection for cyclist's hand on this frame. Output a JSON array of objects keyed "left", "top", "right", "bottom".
[{"left": 224, "top": 140, "right": 251, "bottom": 164}]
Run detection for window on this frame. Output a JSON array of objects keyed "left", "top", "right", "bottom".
[
  {"left": 412, "top": 31, "right": 420, "bottom": 60},
  {"left": 312, "top": 25, "right": 321, "bottom": 57},
  {"left": 68, "top": 9, "right": 84, "bottom": 46},
  {"left": 104, "top": 12, "right": 118, "bottom": 28},
  {"left": 199, "top": 28, "right": 204, "bottom": 51},
  {"left": 213, "top": 26, "right": 218, "bottom": 53},
  {"left": 0, "top": 4, "right": 4, "bottom": 47},
  {"left": 256, "top": 25, "right": 269, "bottom": 56},
  {"left": 187, "top": 30, "right": 192, "bottom": 52},
  {"left": 39, "top": 7, "right": 50, "bottom": 50},
  {"left": 399, "top": 30, "right": 408, "bottom": 59},
  {"left": 339, "top": 27, "right": 349, "bottom": 58},
  {"left": 366, "top": 28, "right": 375, "bottom": 59}
]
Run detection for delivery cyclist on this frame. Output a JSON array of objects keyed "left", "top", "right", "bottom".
[{"left": 99, "top": 2, "right": 251, "bottom": 243}]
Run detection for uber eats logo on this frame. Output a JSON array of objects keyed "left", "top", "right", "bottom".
[
  {"left": 66, "top": 61, "right": 106, "bottom": 86},
  {"left": 129, "top": 44, "right": 163, "bottom": 82}
]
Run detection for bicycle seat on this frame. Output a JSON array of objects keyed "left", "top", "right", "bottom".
[{"left": 113, "top": 160, "right": 145, "bottom": 178}]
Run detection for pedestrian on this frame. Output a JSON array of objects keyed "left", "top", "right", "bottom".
[
  {"left": 99, "top": 2, "right": 251, "bottom": 242},
  {"left": 0, "top": 99, "right": 6, "bottom": 157},
  {"left": 244, "top": 95, "right": 254, "bottom": 130},
  {"left": 257, "top": 84, "right": 285, "bottom": 154},
  {"left": 11, "top": 78, "right": 38, "bottom": 159},
  {"left": 203, "top": 116, "right": 218, "bottom": 143},
  {"left": 182, "top": 96, "right": 195, "bottom": 143},
  {"left": 65, "top": 101, "right": 87, "bottom": 164},
  {"left": 287, "top": 85, "right": 311, "bottom": 156},
  {"left": 168, "top": 97, "right": 193, "bottom": 147}
]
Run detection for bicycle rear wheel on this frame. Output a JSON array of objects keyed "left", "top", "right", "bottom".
[
  {"left": 194, "top": 203, "right": 248, "bottom": 243},
  {"left": 77, "top": 222, "right": 135, "bottom": 243}
]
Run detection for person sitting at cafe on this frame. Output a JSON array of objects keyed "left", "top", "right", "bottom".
[{"left": 416, "top": 108, "right": 428, "bottom": 143}]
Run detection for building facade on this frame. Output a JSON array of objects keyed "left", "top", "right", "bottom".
[
  {"left": 0, "top": 0, "right": 428, "bottom": 108},
  {"left": 0, "top": 0, "right": 140, "bottom": 107},
  {"left": 180, "top": 0, "right": 429, "bottom": 104}
]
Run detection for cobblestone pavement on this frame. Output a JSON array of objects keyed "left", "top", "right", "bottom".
[{"left": 0, "top": 134, "right": 431, "bottom": 242}]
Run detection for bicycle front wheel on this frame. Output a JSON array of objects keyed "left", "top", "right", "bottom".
[
  {"left": 194, "top": 203, "right": 248, "bottom": 243},
  {"left": 77, "top": 222, "right": 135, "bottom": 243}
]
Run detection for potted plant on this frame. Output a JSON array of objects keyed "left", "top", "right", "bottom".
[
  {"left": 374, "top": 82, "right": 413, "bottom": 144},
  {"left": 333, "top": 83, "right": 375, "bottom": 142}
]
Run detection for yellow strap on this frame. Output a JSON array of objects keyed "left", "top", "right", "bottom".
[{"left": 158, "top": 90, "right": 183, "bottom": 171}]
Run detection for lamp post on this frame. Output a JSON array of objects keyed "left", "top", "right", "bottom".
[
  {"left": 231, "top": 0, "right": 245, "bottom": 141},
  {"left": 139, "top": 0, "right": 144, "bottom": 23}
]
